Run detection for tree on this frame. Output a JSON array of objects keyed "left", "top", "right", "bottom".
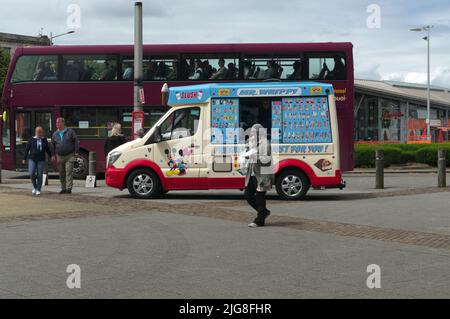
[{"left": 0, "top": 48, "right": 11, "bottom": 98}]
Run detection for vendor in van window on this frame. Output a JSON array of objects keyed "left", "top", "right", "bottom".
[{"left": 257, "top": 101, "right": 271, "bottom": 132}]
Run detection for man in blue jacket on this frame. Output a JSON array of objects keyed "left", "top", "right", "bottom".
[{"left": 51, "top": 117, "right": 79, "bottom": 194}]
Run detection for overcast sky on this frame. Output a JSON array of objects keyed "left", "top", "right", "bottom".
[{"left": 1, "top": 0, "right": 449, "bottom": 87}]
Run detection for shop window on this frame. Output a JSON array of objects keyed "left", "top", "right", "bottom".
[
  {"left": 381, "top": 99, "right": 401, "bottom": 141},
  {"left": 11, "top": 55, "right": 58, "bottom": 82},
  {"left": 356, "top": 97, "right": 379, "bottom": 141}
]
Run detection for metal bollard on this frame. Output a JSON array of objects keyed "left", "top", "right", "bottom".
[
  {"left": 438, "top": 149, "right": 446, "bottom": 188},
  {"left": 85, "top": 152, "right": 97, "bottom": 188},
  {"left": 89, "top": 152, "right": 96, "bottom": 176},
  {"left": 375, "top": 149, "right": 384, "bottom": 189}
]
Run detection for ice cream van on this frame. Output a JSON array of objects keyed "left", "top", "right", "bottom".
[{"left": 105, "top": 82, "right": 345, "bottom": 200}]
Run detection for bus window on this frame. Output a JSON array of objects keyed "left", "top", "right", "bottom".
[
  {"left": 121, "top": 56, "right": 178, "bottom": 81},
  {"left": 62, "top": 55, "right": 118, "bottom": 81},
  {"left": 11, "top": 55, "right": 58, "bottom": 82},
  {"left": 62, "top": 106, "right": 166, "bottom": 138},
  {"left": 62, "top": 106, "right": 122, "bottom": 138},
  {"left": 181, "top": 54, "right": 239, "bottom": 81},
  {"left": 243, "top": 56, "right": 303, "bottom": 80},
  {"left": 308, "top": 53, "right": 346, "bottom": 80}
]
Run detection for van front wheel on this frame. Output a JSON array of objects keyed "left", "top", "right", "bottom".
[
  {"left": 127, "top": 169, "right": 161, "bottom": 199},
  {"left": 276, "top": 170, "right": 310, "bottom": 200}
]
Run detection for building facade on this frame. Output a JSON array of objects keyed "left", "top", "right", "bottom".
[
  {"left": 355, "top": 79, "right": 450, "bottom": 143},
  {"left": 0, "top": 32, "right": 50, "bottom": 58}
]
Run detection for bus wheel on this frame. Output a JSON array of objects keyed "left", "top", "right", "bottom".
[
  {"left": 73, "top": 152, "right": 88, "bottom": 179},
  {"left": 276, "top": 169, "right": 310, "bottom": 200},
  {"left": 127, "top": 169, "right": 161, "bottom": 199}
]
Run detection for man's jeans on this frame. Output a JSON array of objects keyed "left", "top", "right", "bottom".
[
  {"left": 28, "top": 159, "right": 45, "bottom": 191},
  {"left": 58, "top": 153, "right": 75, "bottom": 191}
]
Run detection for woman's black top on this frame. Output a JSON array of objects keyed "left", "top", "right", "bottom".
[
  {"left": 23, "top": 137, "right": 52, "bottom": 162},
  {"left": 104, "top": 135, "right": 127, "bottom": 155}
]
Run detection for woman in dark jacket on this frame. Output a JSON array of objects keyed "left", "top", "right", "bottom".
[
  {"left": 241, "top": 124, "right": 273, "bottom": 227},
  {"left": 104, "top": 123, "right": 127, "bottom": 156},
  {"left": 22, "top": 126, "right": 52, "bottom": 195}
]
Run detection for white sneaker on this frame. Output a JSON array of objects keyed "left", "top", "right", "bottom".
[
  {"left": 248, "top": 222, "right": 259, "bottom": 228},
  {"left": 32, "top": 189, "right": 36, "bottom": 195},
  {"left": 35, "top": 191, "right": 41, "bottom": 196}
]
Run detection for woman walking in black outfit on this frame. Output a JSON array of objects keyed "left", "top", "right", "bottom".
[
  {"left": 241, "top": 124, "right": 273, "bottom": 227},
  {"left": 22, "top": 126, "right": 52, "bottom": 196}
]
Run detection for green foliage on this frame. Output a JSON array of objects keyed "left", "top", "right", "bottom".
[
  {"left": 354, "top": 143, "right": 450, "bottom": 168},
  {"left": 355, "top": 146, "right": 375, "bottom": 168},
  {"left": 415, "top": 144, "right": 450, "bottom": 167},
  {"left": 0, "top": 48, "right": 11, "bottom": 96}
]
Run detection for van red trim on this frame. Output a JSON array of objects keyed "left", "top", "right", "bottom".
[
  {"left": 275, "top": 159, "right": 342, "bottom": 188},
  {"left": 106, "top": 159, "right": 165, "bottom": 190},
  {"left": 106, "top": 158, "right": 343, "bottom": 191}
]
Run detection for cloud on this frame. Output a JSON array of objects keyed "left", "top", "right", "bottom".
[
  {"left": 0, "top": 0, "right": 449, "bottom": 88},
  {"left": 381, "top": 66, "right": 450, "bottom": 88}
]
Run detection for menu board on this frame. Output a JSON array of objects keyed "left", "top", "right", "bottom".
[
  {"left": 280, "top": 97, "right": 332, "bottom": 144},
  {"left": 271, "top": 100, "right": 282, "bottom": 143},
  {"left": 211, "top": 98, "right": 239, "bottom": 144}
]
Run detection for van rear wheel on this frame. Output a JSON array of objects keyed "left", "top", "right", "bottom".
[
  {"left": 276, "top": 169, "right": 310, "bottom": 200},
  {"left": 127, "top": 169, "right": 161, "bottom": 199}
]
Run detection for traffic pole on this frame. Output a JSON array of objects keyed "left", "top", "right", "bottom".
[{"left": 134, "top": 1, "right": 143, "bottom": 113}]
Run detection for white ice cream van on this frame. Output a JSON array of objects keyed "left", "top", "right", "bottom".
[{"left": 106, "top": 82, "right": 345, "bottom": 200}]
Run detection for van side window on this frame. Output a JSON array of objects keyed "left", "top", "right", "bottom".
[{"left": 160, "top": 107, "right": 200, "bottom": 141}]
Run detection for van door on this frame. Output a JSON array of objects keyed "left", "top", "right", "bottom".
[{"left": 152, "top": 106, "right": 202, "bottom": 189}]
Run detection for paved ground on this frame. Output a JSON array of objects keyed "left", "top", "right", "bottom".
[{"left": 1, "top": 170, "right": 450, "bottom": 298}]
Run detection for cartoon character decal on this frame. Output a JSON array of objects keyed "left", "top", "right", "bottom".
[
  {"left": 314, "top": 159, "right": 333, "bottom": 172},
  {"left": 164, "top": 147, "right": 193, "bottom": 176}
]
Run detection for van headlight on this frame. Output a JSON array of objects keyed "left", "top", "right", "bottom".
[{"left": 108, "top": 151, "right": 122, "bottom": 166}]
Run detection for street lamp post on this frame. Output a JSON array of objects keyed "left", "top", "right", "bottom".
[
  {"left": 134, "top": 2, "right": 143, "bottom": 113},
  {"left": 410, "top": 25, "right": 433, "bottom": 140},
  {"left": 49, "top": 30, "right": 75, "bottom": 45}
]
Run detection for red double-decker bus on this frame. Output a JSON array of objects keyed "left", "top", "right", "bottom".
[{"left": 1, "top": 43, "right": 354, "bottom": 178}]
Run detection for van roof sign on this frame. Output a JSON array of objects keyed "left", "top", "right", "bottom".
[{"left": 167, "top": 82, "right": 333, "bottom": 106}]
